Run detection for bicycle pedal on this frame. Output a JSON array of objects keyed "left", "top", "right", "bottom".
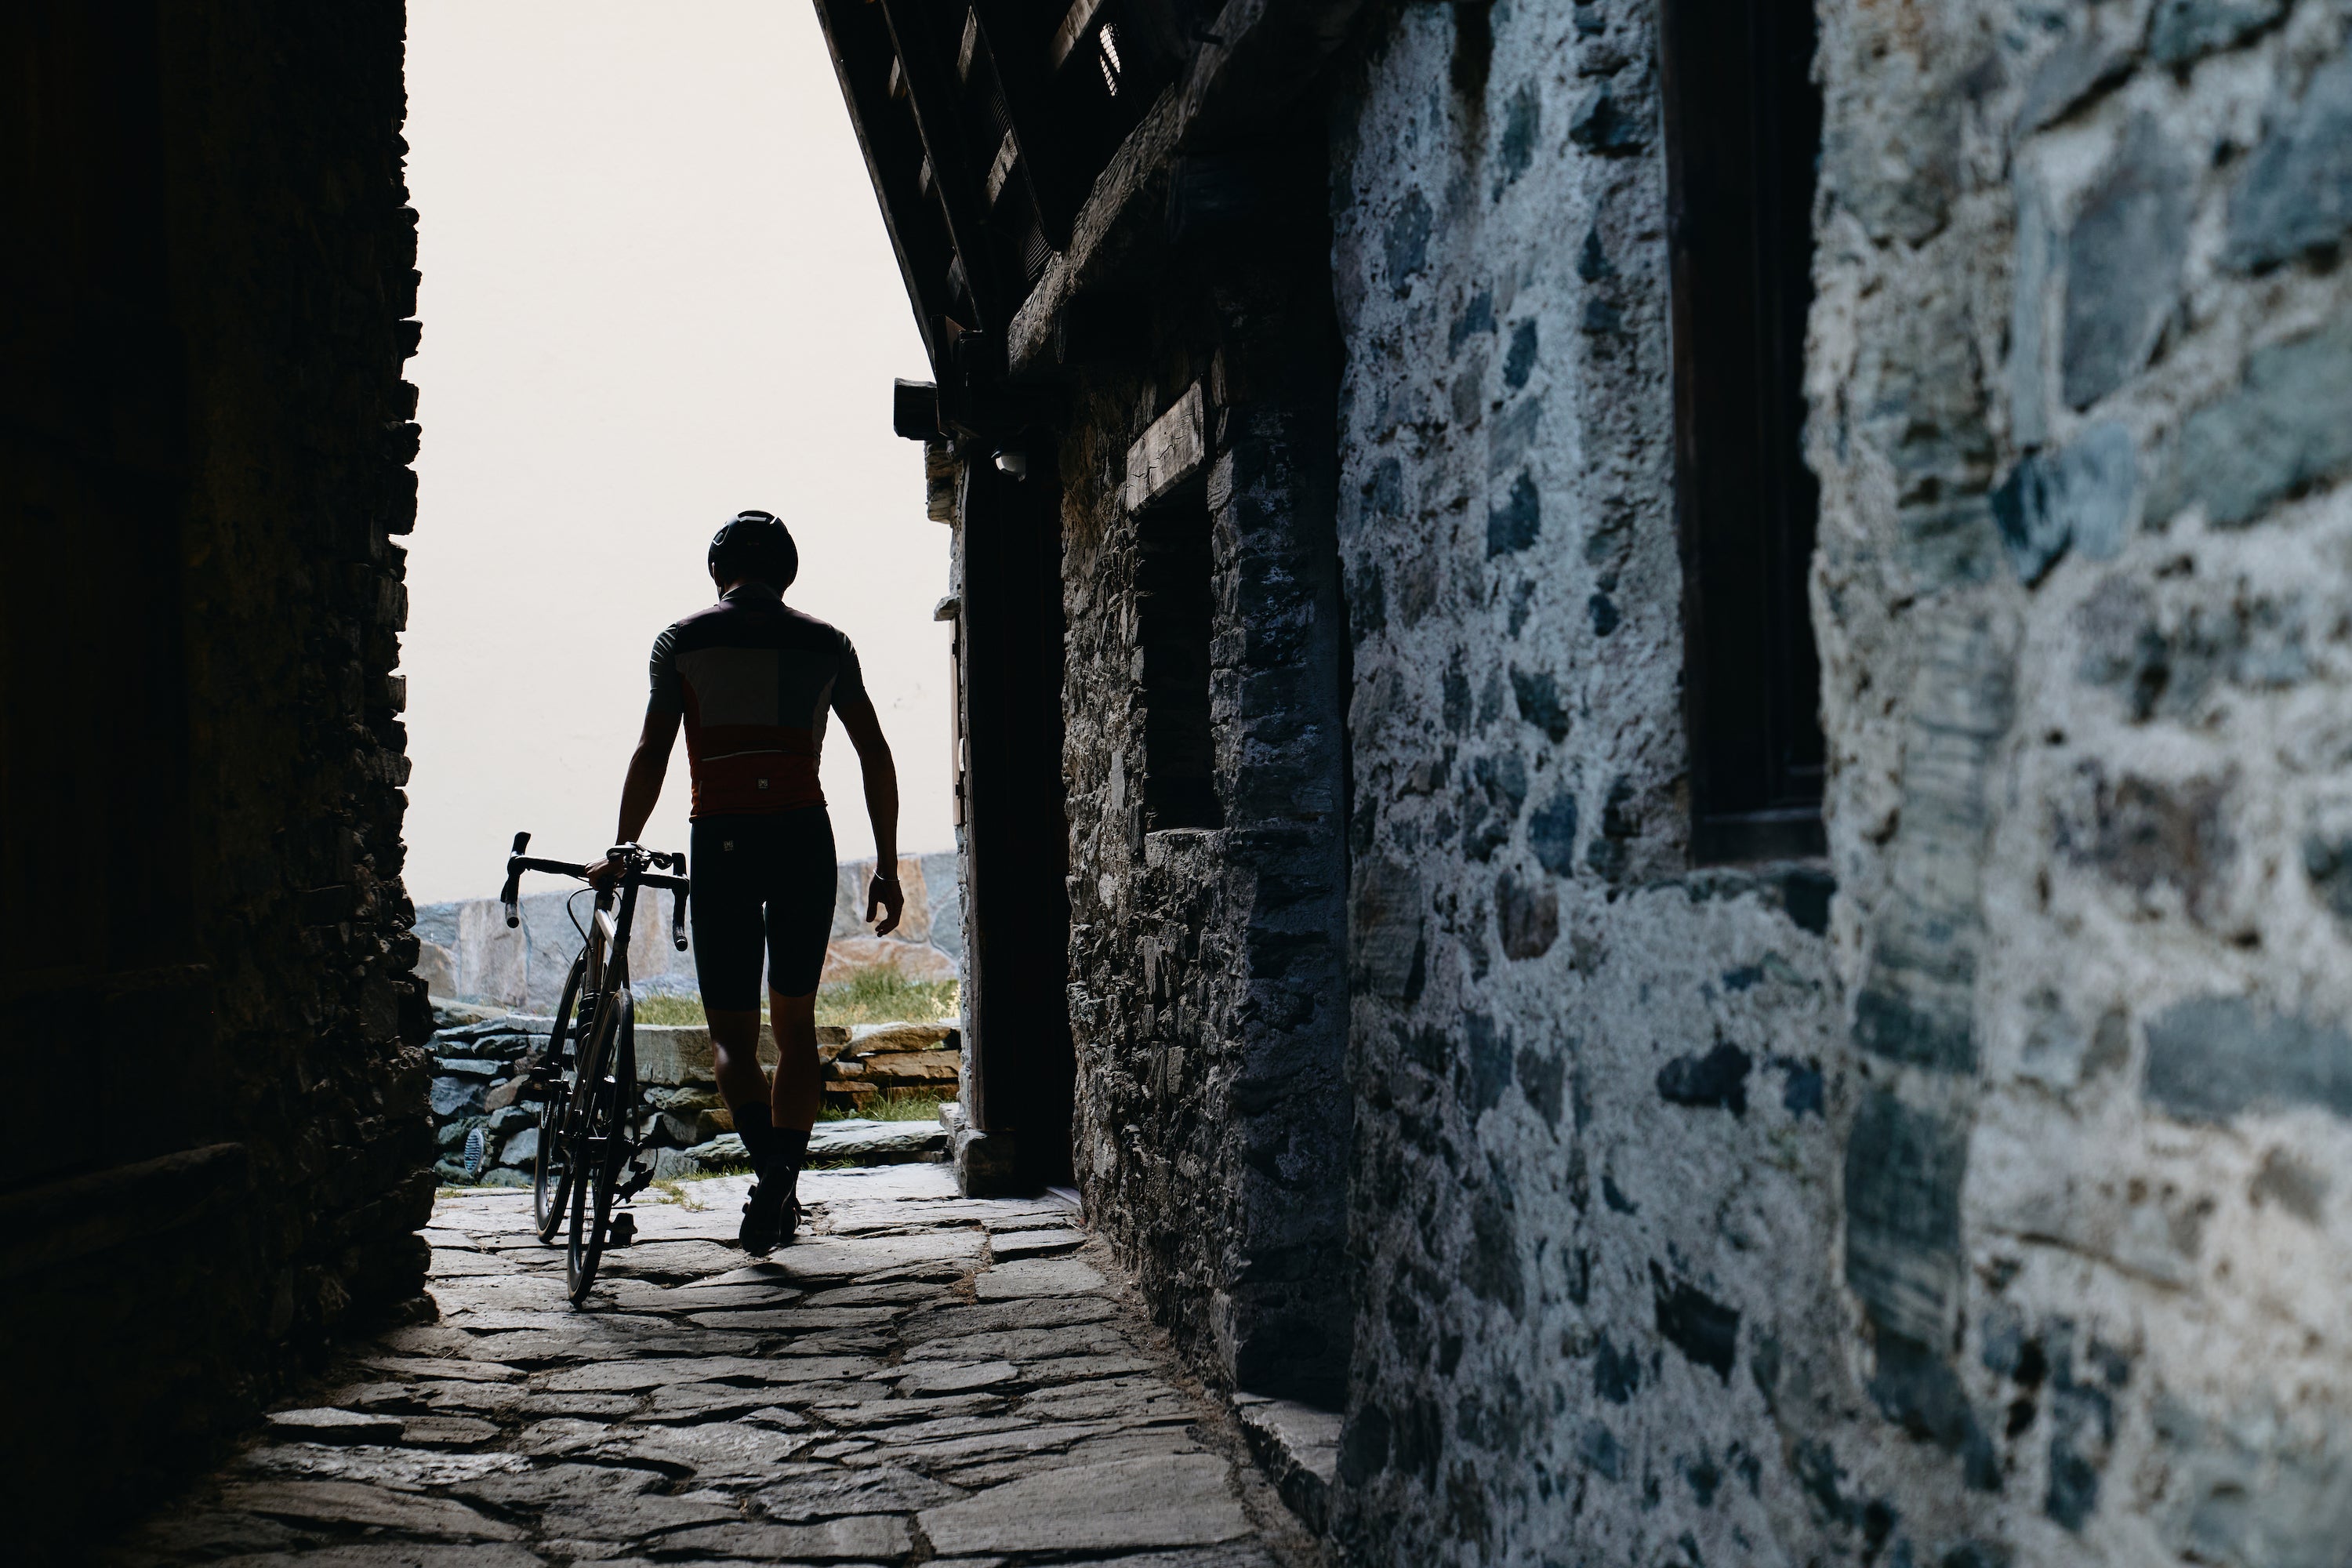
[{"left": 607, "top": 1212, "right": 636, "bottom": 1247}]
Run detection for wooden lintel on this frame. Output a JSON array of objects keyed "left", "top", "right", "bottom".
[{"left": 1123, "top": 383, "right": 1207, "bottom": 512}]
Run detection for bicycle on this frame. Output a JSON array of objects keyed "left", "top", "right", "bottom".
[{"left": 497, "top": 831, "right": 690, "bottom": 1306}]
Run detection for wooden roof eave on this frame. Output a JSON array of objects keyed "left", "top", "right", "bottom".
[
  {"left": 811, "top": 0, "right": 954, "bottom": 379},
  {"left": 873, "top": 0, "right": 1011, "bottom": 340}
]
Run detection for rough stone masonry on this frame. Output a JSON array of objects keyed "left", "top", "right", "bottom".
[
  {"left": 1326, "top": 1, "right": 2352, "bottom": 1564},
  {"left": 3, "top": 2, "right": 431, "bottom": 1558},
  {"left": 19, "top": 1, "right": 2352, "bottom": 1563}
]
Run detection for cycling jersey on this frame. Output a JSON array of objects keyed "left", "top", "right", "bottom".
[{"left": 648, "top": 586, "right": 866, "bottom": 817}]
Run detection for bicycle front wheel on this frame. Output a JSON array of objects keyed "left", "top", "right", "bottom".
[
  {"left": 565, "top": 983, "right": 634, "bottom": 1305},
  {"left": 534, "top": 953, "right": 589, "bottom": 1241}
]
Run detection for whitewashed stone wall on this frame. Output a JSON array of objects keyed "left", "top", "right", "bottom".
[{"left": 1326, "top": 1, "right": 2351, "bottom": 1565}]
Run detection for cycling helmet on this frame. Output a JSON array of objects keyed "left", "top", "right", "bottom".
[{"left": 708, "top": 510, "right": 798, "bottom": 590}]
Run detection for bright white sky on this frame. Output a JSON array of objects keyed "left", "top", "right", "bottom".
[{"left": 401, "top": 0, "right": 948, "bottom": 904}]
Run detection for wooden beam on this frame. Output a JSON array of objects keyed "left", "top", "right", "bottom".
[
  {"left": 985, "top": 131, "right": 1018, "bottom": 209},
  {"left": 1047, "top": 0, "right": 1106, "bottom": 70}
]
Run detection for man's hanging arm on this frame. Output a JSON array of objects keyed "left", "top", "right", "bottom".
[
  {"left": 587, "top": 706, "right": 682, "bottom": 882},
  {"left": 836, "top": 692, "right": 902, "bottom": 935}
]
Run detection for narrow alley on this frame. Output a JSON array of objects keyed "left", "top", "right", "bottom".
[{"left": 111, "top": 1170, "right": 1327, "bottom": 1566}]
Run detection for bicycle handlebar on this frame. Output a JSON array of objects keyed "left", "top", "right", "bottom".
[{"left": 499, "top": 831, "right": 691, "bottom": 950}]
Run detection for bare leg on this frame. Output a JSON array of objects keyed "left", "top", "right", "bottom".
[
  {"left": 770, "top": 989, "right": 822, "bottom": 1131},
  {"left": 706, "top": 1008, "right": 769, "bottom": 1114}
]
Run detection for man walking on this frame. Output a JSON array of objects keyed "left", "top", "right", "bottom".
[{"left": 590, "top": 510, "right": 902, "bottom": 1254}]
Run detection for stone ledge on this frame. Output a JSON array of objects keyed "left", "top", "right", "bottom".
[{"left": 1232, "top": 1394, "right": 1339, "bottom": 1536}]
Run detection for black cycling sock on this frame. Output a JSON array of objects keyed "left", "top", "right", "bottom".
[
  {"left": 775, "top": 1126, "right": 810, "bottom": 1174},
  {"left": 733, "top": 1103, "right": 775, "bottom": 1180}
]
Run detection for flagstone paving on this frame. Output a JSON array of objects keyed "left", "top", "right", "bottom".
[{"left": 111, "top": 1165, "right": 1319, "bottom": 1567}]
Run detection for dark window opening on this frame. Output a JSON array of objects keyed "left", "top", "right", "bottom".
[
  {"left": 1137, "top": 506, "right": 1220, "bottom": 830},
  {"left": 1661, "top": 0, "right": 1827, "bottom": 865}
]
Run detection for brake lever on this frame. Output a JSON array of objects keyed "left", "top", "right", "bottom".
[{"left": 501, "top": 830, "right": 530, "bottom": 928}]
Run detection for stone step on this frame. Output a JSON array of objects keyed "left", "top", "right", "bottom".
[{"left": 1232, "top": 1396, "right": 1341, "bottom": 1535}]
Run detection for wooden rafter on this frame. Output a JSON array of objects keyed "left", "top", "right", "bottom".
[
  {"left": 874, "top": 0, "right": 1009, "bottom": 336},
  {"left": 969, "top": 0, "right": 1085, "bottom": 250},
  {"left": 811, "top": 0, "right": 956, "bottom": 374}
]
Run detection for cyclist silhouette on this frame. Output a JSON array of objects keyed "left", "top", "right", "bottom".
[{"left": 588, "top": 510, "right": 903, "bottom": 1253}]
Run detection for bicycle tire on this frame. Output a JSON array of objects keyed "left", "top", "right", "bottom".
[
  {"left": 566, "top": 978, "right": 634, "bottom": 1305},
  {"left": 533, "top": 952, "right": 590, "bottom": 1241}
]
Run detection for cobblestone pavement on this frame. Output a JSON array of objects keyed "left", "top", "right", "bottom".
[{"left": 113, "top": 1166, "right": 1320, "bottom": 1568}]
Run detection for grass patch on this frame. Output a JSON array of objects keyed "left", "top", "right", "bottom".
[
  {"left": 632, "top": 993, "right": 710, "bottom": 1026},
  {"left": 819, "top": 1091, "right": 950, "bottom": 1123},
  {"left": 818, "top": 971, "right": 959, "bottom": 1026},
  {"left": 628, "top": 972, "right": 960, "bottom": 1029}
]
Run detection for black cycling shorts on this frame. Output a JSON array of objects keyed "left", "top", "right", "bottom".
[{"left": 688, "top": 808, "right": 836, "bottom": 1008}]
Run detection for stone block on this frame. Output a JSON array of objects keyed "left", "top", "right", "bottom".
[
  {"left": 917, "top": 1453, "right": 1247, "bottom": 1555},
  {"left": 2149, "top": 0, "right": 2286, "bottom": 66},
  {"left": 2143, "top": 996, "right": 2352, "bottom": 1123},
  {"left": 495, "top": 1127, "right": 538, "bottom": 1169},
  {"left": 263, "top": 1407, "right": 406, "bottom": 1446},
  {"left": 1843, "top": 1090, "right": 1968, "bottom": 1345},
  {"left": 1990, "top": 421, "right": 2136, "bottom": 583},
  {"left": 2063, "top": 116, "right": 2190, "bottom": 410},
  {"left": 822, "top": 935, "right": 956, "bottom": 983},
  {"left": 412, "top": 902, "right": 461, "bottom": 949},
  {"left": 454, "top": 901, "right": 526, "bottom": 1008},
  {"left": 1235, "top": 1396, "right": 1341, "bottom": 1535},
  {"left": 954, "top": 1126, "right": 1024, "bottom": 1196},
  {"left": 633, "top": 1023, "right": 775, "bottom": 1087},
  {"left": 416, "top": 939, "right": 457, "bottom": 999},
  {"left": 806, "top": 1119, "right": 949, "bottom": 1164},
  {"left": 861, "top": 1050, "right": 960, "bottom": 1087},
  {"left": 1350, "top": 858, "right": 1425, "bottom": 999},
  {"left": 430, "top": 1077, "right": 485, "bottom": 1120},
  {"left": 848, "top": 1020, "right": 956, "bottom": 1052},
  {"left": 2223, "top": 49, "right": 2352, "bottom": 271},
  {"left": 2161, "top": 316, "right": 2352, "bottom": 528}
]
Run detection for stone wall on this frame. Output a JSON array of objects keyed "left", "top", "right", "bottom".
[
  {"left": 2, "top": 2, "right": 430, "bottom": 1554},
  {"left": 1323, "top": 1, "right": 2352, "bottom": 1565},
  {"left": 1327, "top": 0, "right": 1853, "bottom": 1559},
  {"left": 1053, "top": 151, "right": 1356, "bottom": 1405},
  {"left": 423, "top": 1011, "right": 957, "bottom": 1185},
  {"left": 1802, "top": 0, "right": 2352, "bottom": 1560},
  {"left": 414, "top": 851, "right": 961, "bottom": 1010}
]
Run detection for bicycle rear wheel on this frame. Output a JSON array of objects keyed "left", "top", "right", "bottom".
[
  {"left": 565, "top": 982, "right": 634, "bottom": 1305},
  {"left": 533, "top": 953, "right": 590, "bottom": 1241}
]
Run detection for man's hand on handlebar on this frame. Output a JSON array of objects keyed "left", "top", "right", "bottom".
[
  {"left": 866, "top": 872, "right": 904, "bottom": 937},
  {"left": 584, "top": 858, "right": 619, "bottom": 890}
]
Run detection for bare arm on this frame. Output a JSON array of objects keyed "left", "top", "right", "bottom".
[
  {"left": 587, "top": 706, "right": 681, "bottom": 881},
  {"left": 835, "top": 691, "right": 902, "bottom": 935}
]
